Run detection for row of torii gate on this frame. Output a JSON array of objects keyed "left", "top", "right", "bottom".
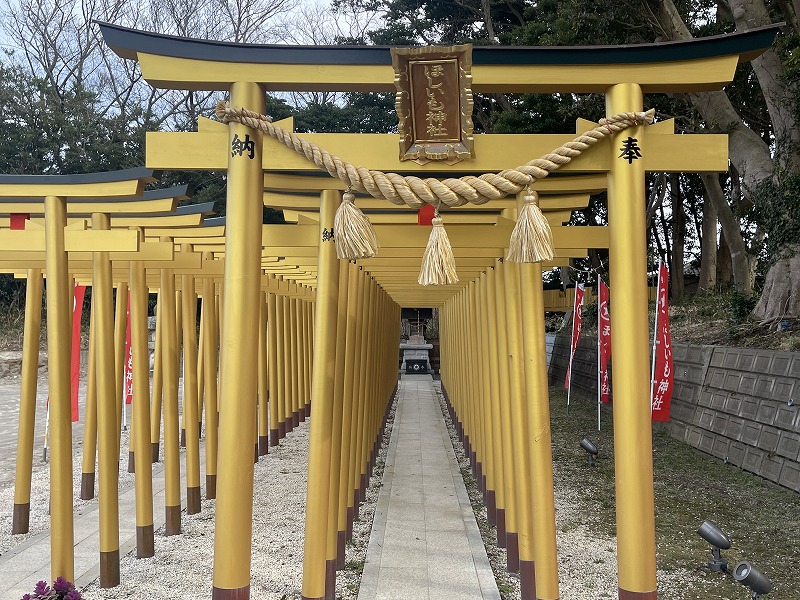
[{"left": 2, "top": 21, "right": 781, "bottom": 600}]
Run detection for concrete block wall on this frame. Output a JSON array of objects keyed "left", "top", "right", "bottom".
[
  {"left": 547, "top": 335, "right": 800, "bottom": 493},
  {"left": 670, "top": 345, "right": 800, "bottom": 493}
]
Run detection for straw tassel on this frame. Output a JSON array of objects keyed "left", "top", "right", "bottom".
[
  {"left": 506, "top": 192, "right": 554, "bottom": 263},
  {"left": 333, "top": 191, "right": 380, "bottom": 260},
  {"left": 418, "top": 214, "right": 458, "bottom": 286}
]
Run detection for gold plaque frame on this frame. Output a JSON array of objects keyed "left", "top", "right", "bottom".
[{"left": 392, "top": 44, "right": 474, "bottom": 165}]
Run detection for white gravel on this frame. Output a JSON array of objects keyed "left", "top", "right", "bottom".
[{"left": 1, "top": 375, "right": 709, "bottom": 600}]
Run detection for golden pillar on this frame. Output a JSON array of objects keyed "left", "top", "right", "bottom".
[
  {"left": 92, "top": 212, "right": 120, "bottom": 587},
  {"left": 160, "top": 266, "right": 181, "bottom": 535},
  {"left": 44, "top": 195, "right": 73, "bottom": 582},
  {"left": 267, "top": 291, "right": 280, "bottom": 446},
  {"left": 150, "top": 292, "right": 163, "bottom": 462},
  {"left": 606, "top": 82, "right": 657, "bottom": 600},
  {"left": 346, "top": 268, "right": 366, "bottom": 532},
  {"left": 212, "top": 81, "right": 264, "bottom": 600},
  {"left": 520, "top": 260, "right": 559, "bottom": 599},
  {"left": 325, "top": 264, "right": 349, "bottom": 598},
  {"left": 114, "top": 281, "right": 128, "bottom": 457},
  {"left": 484, "top": 268, "right": 505, "bottom": 531},
  {"left": 494, "top": 262, "right": 516, "bottom": 554},
  {"left": 281, "top": 293, "right": 292, "bottom": 436},
  {"left": 300, "top": 189, "right": 341, "bottom": 600},
  {"left": 258, "top": 290, "right": 269, "bottom": 455},
  {"left": 130, "top": 258, "right": 155, "bottom": 558},
  {"left": 203, "top": 276, "right": 219, "bottom": 498},
  {"left": 336, "top": 262, "right": 359, "bottom": 561},
  {"left": 81, "top": 293, "right": 98, "bottom": 498},
  {"left": 181, "top": 258, "right": 201, "bottom": 514},
  {"left": 12, "top": 268, "right": 43, "bottom": 534}
]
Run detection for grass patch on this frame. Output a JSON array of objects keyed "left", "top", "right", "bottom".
[{"left": 551, "top": 388, "right": 800, "bottom": 599}]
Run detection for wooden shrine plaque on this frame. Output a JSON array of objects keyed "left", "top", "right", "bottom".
[{"left": 392, "top": 45, "right": 474, "bottom": 165}]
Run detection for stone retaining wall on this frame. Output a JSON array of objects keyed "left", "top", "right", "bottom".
[{"left": 547, "top": 333, "right": 800, "bottom": 493}]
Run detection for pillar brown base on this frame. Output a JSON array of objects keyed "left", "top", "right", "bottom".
[
  {"left": 353, "top": 497, "right": 360, "bottom": 523},
  {"left": 165, "top": 504, "right": 181, "bottom": 535},
  {"left": 486, "top": 490, "right": 496, "bottom": 525},
  {"left": 128, "top": 451, "right": 135, "bottom": 473},
  {"left": 336, "top": 529, "right": 346, "bottom": 570},
  {"left": 80, "top": 472, "right": 95, "bottom": 500},
  {"left": 619, "top": 590, "right": 657, "bottom": 599},
  {"left": 325, "top": 558, "right": 336, "bottom": 600},
  {"left": 151, "top": 442, "right": 160, "bottom": 463},
  {"left": 359, "top": 473, "right": 367, "bottom": 502},
  {"left": 180, "top": 428, "right": 186, "bottom": 447},
  {"left": 100, "top": 549, "right": 120, "bottom": 588},
  {"left": 278, "top": 421, "right": 286, "bottom": 438},
  {"left": 207, "top": 474, "right": 217, "bottom": 499},
  {"left": 520, "top": 559, "right": 536, "bottom": 600},
  {"left": 270, "top": 428, "right": 279, "bottom": 446},
  {"left": 299, "top": 405, "right": 306, "bottom": 421},
  {"left": 187, "top": 486, "right": 201, "bottom": 514},
  {"left": 258, "top": 435, "right": 269, "bottom": 456},
  {"left": 292, "top": 410, "right": 300, "bottom": 428},
  {"left": 212, "top": 585, "right": 250, "bottom": 599},
  {"left": 305, "top": 402, "right": 311, "bottom": 417},
  {"left": 496, "top": 508, "right": 506, "bottom": 548},
  {"left": 346, "top": 506, "right": 354, "bottom": 539},
  {"left": 11, "top": 503, "right": 29, "bottom": 534},
  {"left": 254, "top": 442, "right": 259, "bottom": 464},
  {"left": 136, "top": 524, "right": 155, "bottom": 558},
  {"left": 506, "top": 531, "right": 520, "bottom": 573}
]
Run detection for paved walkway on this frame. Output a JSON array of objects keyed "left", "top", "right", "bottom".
[
  {"left": 0, "top": 447, "right": 200, "bottom": 599},
  {"left": 358, "top": 375, "right": 500, "bottom": 600}
]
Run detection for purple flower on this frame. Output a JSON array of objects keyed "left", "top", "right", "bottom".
[
  {"left": 34, "top": 581, "right": 50, "bottom": 595},
  {"left": 63, "top": 590, "right": 82, "bottom": 600},
  {"left": 20, "top": 594, "right": 32, "bottom": 600},
  {"left": 53, "top": 577, "right": 72, "bottom": 593}
]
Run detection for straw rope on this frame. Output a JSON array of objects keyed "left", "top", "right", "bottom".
[{"left": 216, "top": 102, "right": 655, "bottom": 209}]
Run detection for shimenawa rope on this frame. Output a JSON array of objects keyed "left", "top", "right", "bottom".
[{"left": 216, "top": 102, "right": 654, "bottom": 281}]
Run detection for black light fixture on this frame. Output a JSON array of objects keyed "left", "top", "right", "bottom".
[
  {"left": 734, "top": 561, "right": 772, "bottom": 599},
  {"left": 579, "top": 437, "right": 598, "bottom": 467},
  {"left": 697, "top": 520, "right": 731, "bottom": 572}
]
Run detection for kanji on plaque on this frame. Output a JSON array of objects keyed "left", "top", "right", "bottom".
[{"left": 651, "top": 263, "right": 673, "bottom": 421}]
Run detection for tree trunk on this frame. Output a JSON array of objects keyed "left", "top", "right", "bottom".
[
  {"left": 752, "top": 248, "right": 800, "bottom": 321},
  {"left": 718, "top": 230, "right": 733, "bottom": 288},
  {"left": 699, "top": 173, "right": 754, "bottom": 294},
  {"left": 698, "top": 189, "right": 717, "bottom": 293},
  {"left": 651, "top": 0, "right": 800, "bottom": 318},
  {"left": 670, "top": 174, "right": 685, "bottom": 299}
]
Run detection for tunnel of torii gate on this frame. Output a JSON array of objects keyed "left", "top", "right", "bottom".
[{"left": 0, "top": 20, "right": 782, "bottom": 600}]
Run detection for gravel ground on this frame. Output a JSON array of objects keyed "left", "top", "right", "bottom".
[
  {"left": 73, "top": 395, "right": 395, "bottom": 599},
  {"left": 433, "top": 385, "right": 695, "bottom": 600}
]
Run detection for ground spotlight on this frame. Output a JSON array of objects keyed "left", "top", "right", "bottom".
[
  {"left": 697, "top": 520, "right": 731, "bottom": 572},
  {"left": 734, "top": 561, "right": 772, "bottom": 599},
  {"left": 579, "top": 437, "right": 598, "bottom": 467}
]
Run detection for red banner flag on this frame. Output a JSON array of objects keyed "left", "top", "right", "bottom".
[
  {"left": 123, "top": 292, "right": 133, "bottom": 405},
  {"left": 565, "top": 283, "right": 585, "bottom": 388},
  {"left": 71, "top": 284, "right": 86, "bottom": 422},
  {"left": 598, "top": 279, "right": 611, "bottom": 404},
  {"left": 651, "top": 263, "right": 673, "bottom": 421}
]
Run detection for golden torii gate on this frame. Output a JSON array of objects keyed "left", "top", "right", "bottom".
[
  {"left": 0, "top": 168, "right": 160, "bottom": 585},
  {"left": 97, "top": 22, "right": 780, "bottom": 600}
]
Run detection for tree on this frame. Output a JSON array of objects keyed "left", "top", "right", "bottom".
[{"left": 646, "top": 0, "right": 799, "bottom": 322}]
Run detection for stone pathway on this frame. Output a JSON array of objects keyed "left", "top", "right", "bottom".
[{"left": 358, "top": 374, "right": 500, "bottom": 600}]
